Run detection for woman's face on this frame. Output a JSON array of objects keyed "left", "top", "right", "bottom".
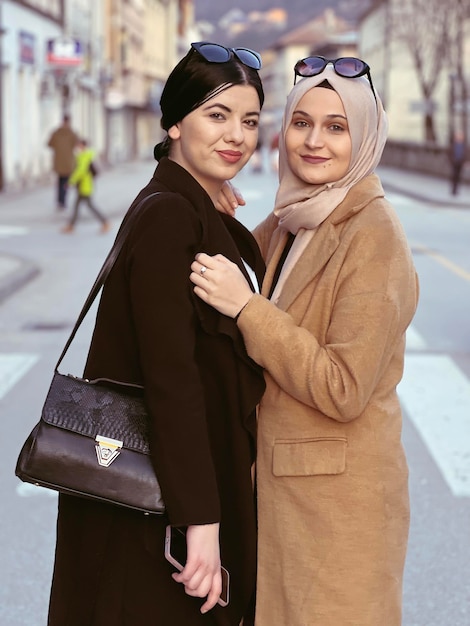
[
  {"left": 285, "top": 87, "right": 352, "bottom": 185},
  {"left": 168, "top": 84, "right": 260, "bottom": 198}
]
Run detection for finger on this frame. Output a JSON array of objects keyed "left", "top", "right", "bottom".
[
  {"left": 192, "top": 264, "right": 210, "bottom": 280},
  {"left": 212, "top": 253, "right": 234, "bottom": 267},
  {"left": 232, "top": 186, "right": 246, "bottom": 207},
  {"left": 190, "top": 274, "right": 210, "bottom": 291},
  {"left": 183, "top": 570, "right": 210, "bottom": 596},
  {"left": 201, "top": 575, "right": 222, "bottom": 614},
  {"left": 194, "top": 252, "right": 214, "bottom": 268},
  {"left": 190, "top": 261, "right": 210, "bottom": 279},
  {"left": 223, "top": 181, "right": 245, "bottom": 209},
  {"left": 192, "top": 285, "right": 211, "bottom": 303},
  {"left": 214, "top": 191, "right": 236, "bottom": 216},
  {"left": 222, "top": 181, "right": 239, "bottom": 211}
]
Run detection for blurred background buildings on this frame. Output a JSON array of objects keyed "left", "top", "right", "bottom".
[{"left": 0, "top": 0, "right": 468, "bottom": 192}]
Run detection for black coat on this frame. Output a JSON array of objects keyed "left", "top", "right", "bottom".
[{"left": 48, "top": 158, "right": 266, "bottom": 626}]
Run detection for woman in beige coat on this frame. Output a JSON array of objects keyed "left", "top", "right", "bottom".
[{"left": 190, "top": 60, "right": 419, "bottom": 625}]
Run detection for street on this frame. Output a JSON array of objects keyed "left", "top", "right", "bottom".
[{"left": 0, "top": 160, "right": 469, "bottom": 625}]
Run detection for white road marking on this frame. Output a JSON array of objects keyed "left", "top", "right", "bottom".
[
  {"left": 399, "top": 353, "right": 470, "bottom": 497},
  {"left": 16, "top": 482, "right": 57, "bottom": 499},
  {"left": 0, "top": 354, "right": 39, "bottom": 399},
  {"left": 4, "top": 325, "right": 470, "bottom": 502},
  {"left": 0, "top": 225, "right": 29, "bottom": 237}
]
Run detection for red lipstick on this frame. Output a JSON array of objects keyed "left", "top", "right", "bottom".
[{"left": 217, "top": 150, "right": 243, "bottom": 164}]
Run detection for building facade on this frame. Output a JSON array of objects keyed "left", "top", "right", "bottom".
[
  {"left": 359, "top": 0, "right": 470, "bottom": 147},
  {"left": 0, "top": 0, "right": 192, "bottom": 191}
]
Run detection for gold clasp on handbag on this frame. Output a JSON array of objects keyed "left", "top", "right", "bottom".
[{"left": 95, "top": 435, "right": 123, "bottom": 467}]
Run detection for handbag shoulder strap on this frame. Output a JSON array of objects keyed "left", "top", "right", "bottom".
[{"left": 55, "top": 192, "right": 160, "bottom": 372}]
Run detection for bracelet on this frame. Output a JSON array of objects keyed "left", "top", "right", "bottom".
[{"left": 234, "top": 300, "right": 250, "bottom": 322}]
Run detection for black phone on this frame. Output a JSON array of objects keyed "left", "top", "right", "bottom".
[{"left": 164, "top": 525, "right": 230, "bottom": 607}]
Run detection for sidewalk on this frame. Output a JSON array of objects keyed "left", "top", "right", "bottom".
[
  {"left": 377, "top": 165, "right": 470, "bottom": 208},
  {"left": 0, "top": 161, "right": 468, "bottom": 304},
  {"left": 0, "top": 159, "right": 155, "bottom": 305}
]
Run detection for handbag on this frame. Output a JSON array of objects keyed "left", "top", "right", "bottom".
[{"left": 15, "top": 192, "right": 165, "bottom": 515}]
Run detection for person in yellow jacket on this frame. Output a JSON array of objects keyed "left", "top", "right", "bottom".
[{"left": 61, "top": 139, "right": 110, "bottom": 234}]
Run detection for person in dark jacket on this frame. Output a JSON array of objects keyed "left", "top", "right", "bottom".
[
  {"left": 47, "top": 114, "right": 79, "bottom": 210},
  {"left": 47, "top": 42, "right": 265, "bottom": 626},
  {"left": 449, "top": 130, "right": 467, "bottom": 195}
]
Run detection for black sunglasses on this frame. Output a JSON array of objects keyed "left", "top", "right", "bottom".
[
  {"left": 294, "top": 55, "right": 375, "bottom": 98},
  {"left": 191, "top": 41, "right": 262, "bottom": 70}
]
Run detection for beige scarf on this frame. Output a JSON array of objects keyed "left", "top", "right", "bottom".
[{"left": 270, "top": 66, "right": 388, "bottom": 300}]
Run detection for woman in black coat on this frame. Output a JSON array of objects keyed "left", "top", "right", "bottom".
[{"left": 47, "top": 42, "right": 266, "bottom": 626}]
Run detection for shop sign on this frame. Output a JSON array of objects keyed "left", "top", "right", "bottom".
[
  {"left": 46, "top": 38, "right": 83, "bottom": 67},
  {"left": 19, "top": 31, "right": 35, "bottom": 65}
]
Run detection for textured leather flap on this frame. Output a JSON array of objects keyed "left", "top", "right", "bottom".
[
  {"left": 42, "top": 372, "right": 150, "bottom": 454},
  {"left": 272, "top": 437, "right": 347, "bottom": 477}
]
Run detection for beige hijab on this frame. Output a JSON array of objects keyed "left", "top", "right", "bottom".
[
  {"left": 269, "top": 67, "right": 388, "bottom": 302},
  {"left": 274, "top": 65, "right": 388, "bottom": 233}
]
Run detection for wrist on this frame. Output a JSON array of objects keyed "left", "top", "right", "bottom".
[{"left": 234, "top": 297, "right": 251, "bottom": 322}]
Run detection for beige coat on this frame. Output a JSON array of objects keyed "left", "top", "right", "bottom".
[{"left": 237, "top": 175, "right": 419, "bottom": 626}]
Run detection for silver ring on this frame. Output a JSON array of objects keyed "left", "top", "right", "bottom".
[{"left": 200, "top": 265, "right": 207, "bottom": 276}]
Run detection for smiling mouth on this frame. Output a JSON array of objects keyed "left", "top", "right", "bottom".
[
  {"left": 301, "top": 155, "right": 329, "bottom": 164},
  {"left": 217, "top": 150, "right": 243, "bottom": 164}
]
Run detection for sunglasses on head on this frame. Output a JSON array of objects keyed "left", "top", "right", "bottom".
[
  {"left": 294, "top": 55, "right": 375, "bottom": 99},
  {"left": 191, "top": 41, "right": 262, "bottom": 70}
]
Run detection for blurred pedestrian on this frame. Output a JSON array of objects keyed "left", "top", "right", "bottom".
[
  {"left": 269, "top": 131, "right": 279, "bottom": 173},
  {"left": 61, "top": 138, "right": 110, "bottom": 234},
  {"left": 449, "top": 130, "right": 467, "bottom": 195},
  {"left": 192, "top": 58, "right": 419, "bottom": 625},
  {"left": 47, "top": 114, "right": 79, "bottom": 210},
  {"left": 48, "top": 41, "right": 266, "bottom": 626},
  {"left": 251, "top": 139, "right": 264, "bottom": 173}
]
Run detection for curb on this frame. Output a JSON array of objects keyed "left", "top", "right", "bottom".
[{"left": 381, "top": 181, "right": 469, "bottom": 209}]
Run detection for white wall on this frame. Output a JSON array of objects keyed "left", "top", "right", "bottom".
[{"left": 2, "top": 1, "right": 63, "bottom": 189}]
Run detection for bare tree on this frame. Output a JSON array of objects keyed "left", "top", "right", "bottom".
[
  {"left": 446, "top": 0, "right": 468, "bottom": 145},
  {"left": 389, "top": 0, "right": 450, "bottom": 142}
]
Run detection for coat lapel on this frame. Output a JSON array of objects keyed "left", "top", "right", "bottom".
[
  {"left": 262, "top": 175, "right": 386, "bottom": 312},
  {"left": 265, "top": 223, "right": 340, "bottom": 311}
]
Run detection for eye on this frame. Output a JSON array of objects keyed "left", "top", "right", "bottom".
[
  {"left": 292, "top": 119, "right": 309, "bottom": 128},
  {"left": 329, "top": 123, "right": 347, "bottom": 132},
  {"left": 209, "top": 111, "right": 226, "bottom": 120},
  {"left": 244, "top": 118, "right": 259, "bottom": 128}
]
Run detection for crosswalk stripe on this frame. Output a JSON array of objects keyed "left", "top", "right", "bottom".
[
  {"left": 0, "top": 354, "right": 39, "bottom": 400},
  {"left": 3, "top": 326, "right": 470, "bottom": 501},
  {"left": 399, "top": 353, "right": 470, "bottom": 497},
  {"left": 0, "top": 225, "right": 29, "bottom": 237}
]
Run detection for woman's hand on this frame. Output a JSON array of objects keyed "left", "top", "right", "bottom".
[
  {"left": 190, "top": 253, "right": 253, "bottom": 318},
  {"left": 171, "top": 522, "right": 222, "bottom": 614},
  {"left": 214, "top": 181, "right": 246, "bottom": 216}
]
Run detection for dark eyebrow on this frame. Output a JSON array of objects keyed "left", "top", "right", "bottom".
[
  {"left": 203, "top": 102, "right": 260, "bottom": 117},
  {"left": 292, "top": 109, "right": 347, "bottom": 121}
]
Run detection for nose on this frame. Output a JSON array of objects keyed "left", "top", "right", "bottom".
[
  {"left": 304, "top": 127, "right": 324, "bottom": 149},
  {"left": 225, "top": 119, "right": 245, "bottom": 144}
]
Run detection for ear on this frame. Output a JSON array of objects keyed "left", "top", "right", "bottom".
[{"left": 168, "top": 124, "right": 181, "bottom": 140}]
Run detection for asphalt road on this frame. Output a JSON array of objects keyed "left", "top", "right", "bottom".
[{"left": 0, "top": 161, "right": 469, "bottom": 625}]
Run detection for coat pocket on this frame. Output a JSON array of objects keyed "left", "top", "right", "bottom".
[{"left": 272, "top": 437, "right": 347, "bottom": 477}]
